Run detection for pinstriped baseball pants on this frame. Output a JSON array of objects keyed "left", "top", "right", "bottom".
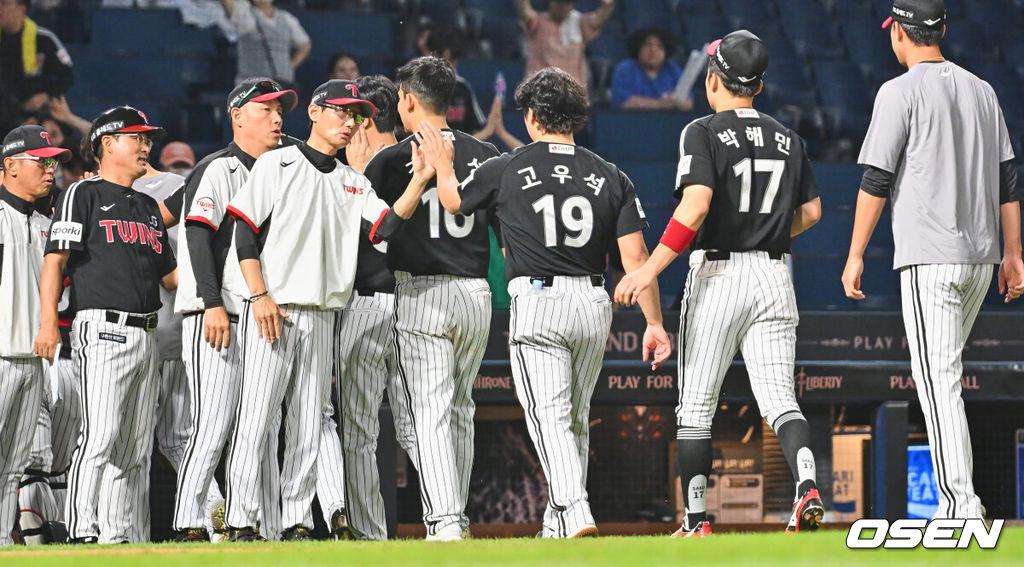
[
  {"left": 393, "top": 272, "right": 490, "bottom": 535},
  {"left": 332, "top": 292, "right": 416, "bottom": 540},
  {"left": 508, "top": 276, "right": 612, "bottom": 538},
  {"left": 900, "top": 263, "right": 990, "bottom": 519},
  {"left": 0, "top": 357, "right": 44, "bottom": 546},
  {"left": 676, "top": 251, "right": 802, "bottom": 431},
  {"left": 226, "top": 303, "right": 332, "bottom": 532},
  {"left": 65, "top": 310, "right": 160, "bottom": 543},
  {"left": 174, "top": 314, "right": 280, "bottom": 537}
]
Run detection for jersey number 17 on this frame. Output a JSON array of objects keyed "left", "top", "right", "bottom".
[{"left": 732, "top": 158, "right": 785, "bottom": 214}]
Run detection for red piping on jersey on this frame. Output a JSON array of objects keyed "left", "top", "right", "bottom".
[
  {"left": 185, "top": 215, "right": 218, "bottom": 231},
  {"left": 368, "top": 209, "right": 388, "bottom": 244},
  {"left": 226, "top": 205, "right": 259, "bottom": 234},
  {"left": 58, "top": 318, "right": 73, "bottom": 327}
]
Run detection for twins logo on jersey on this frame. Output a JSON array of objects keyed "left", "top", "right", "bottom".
[{"left": 97, "top": 220, "right": 164, "bottom": 253}]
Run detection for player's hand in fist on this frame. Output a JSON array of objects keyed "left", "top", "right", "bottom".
[
  {"left": 204, "top": 306, "right": 232, "bottom": 351},
  {"left": 614, "top": 265, "right": 656, "bottom": 306},
  {"left": 643, "top": 323, "right": 672, "bottom": 370},
  {"left": 33, "top": 323, "right": 60, "bottom": 364},
  {"left": 841, "top": 255, "right": 865, "bottom": 300},
  {"left": 253, "top": 294, "right": 289, "bottom": 344},
  {"left": 998, "top": 253, "right": 1024, "bottom": 303},
  {"left": 416, "top": 121, "right": 454, "bottom": 174}
]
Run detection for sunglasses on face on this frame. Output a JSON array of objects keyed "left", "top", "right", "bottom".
[
  {"left": 323, "top": 104, "right": 367, "bottom": 125},
  {"left": 10, "top": 155, "right": 59, "bottom": 169}
]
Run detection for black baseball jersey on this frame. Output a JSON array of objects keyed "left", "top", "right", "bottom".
[
  {"left": 446, "top": 76, "right": 486, "bottom": 134},
  {"left": 675, "top": 109, "right": 818, "bottom": 255},
  {"left": 363, "top": 129, "right": 499, "bottom": 277},
  {"left": 46, "top": 176, "right": 176, "bottom": 314},
  {"left": 458, "top": 142, "right": 648, "bottom": 281},
  {"left": 353, "top": 237, "right": 394, "bottom": 293}
]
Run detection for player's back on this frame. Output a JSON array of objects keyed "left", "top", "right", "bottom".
[
  {"left": 363, "top": 129, "right": 499, "bottom": 277},
  {"left": 677, "top": 109, "right": 816, "bottom": 256},
  {"left": 483, "top": 142, "right": 647, "bottom": 280}
]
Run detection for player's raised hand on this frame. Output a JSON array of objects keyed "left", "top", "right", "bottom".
[
  {"left": 416, "top": 121, "right": 454, "bottom": 172},
  {"left": 253, "top": 294, "right": 289, "bottom": 344},
  {"left": 841, "top": 256, "right": 865, "bottom": 300},
  {"left": 410, "top": 134, "right": 435, "bottom": 181},
  {"left": 346, "top": 123, "right": 376, "bottom": 173},
  {"left": 998, "top": 253, "right": 1024, "bottom": 302},
  {"left": 204, "top": 305, "right": 232, "bottom": 351},
  {"left": 614, "top": 265, "right": 656, "bottom": 306},
  {"left": 642, "top": 323, "right": 672, "bottom": 370}
]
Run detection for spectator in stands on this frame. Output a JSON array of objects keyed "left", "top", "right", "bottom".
[
  {"left": 516, "top": 0, "right": 614, "bottom": 89},
  {"left": 327, "top": 51, "right": 360, "bottom": 81},
  {"left": 220, "top": 0, "right": 311, "bottom": 88},
  {"left": 611, "top": 27, "right": 693, "bottom": 111},
  {"left": 426, "top": 25, "right": 486, "bottom": 136},
  {"left": 0, "top": 0, "right": 73, "bottom": 124},
  {"left": 159, "top": 141, "right": 196, "bottom": 177}
]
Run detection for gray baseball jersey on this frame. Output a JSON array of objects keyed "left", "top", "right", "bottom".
[{"left": 858, "top": 61, "right": 1015, "bottom": 269}]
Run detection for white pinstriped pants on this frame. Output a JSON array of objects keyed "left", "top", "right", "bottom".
[
  {"left": 332, "top": 292, "right": 416, "bottom": 540},
  {"left": 676, "top": 251, "right": 802, "bottom": 431},
  {"left": 174, "top": 314, "right": 280, "bottom": 537},
  {"left": 226, "top": 303, "right": 333, "bottom": 531},
  {"left": 900, "top": 263, "right": 990, "bottom": 520},
  {"left": 393, "top": 272, "right": 490, "bottom": 535},
  {"left": 508, "top": 276, "right": 612, "bottom": 538},
  {"left": 65, "top": 310, "right": 159, "bottom": 543},
  {"left": 0, "top": 357, "right": 44, "bottom": 546}
]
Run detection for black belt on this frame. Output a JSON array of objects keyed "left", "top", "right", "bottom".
[
  {"left": 357, "top": 289, "right": 390, "bottom": 297},
  {"left": 59, "top": 345, "right": 72, "bottom": 360},
  {"left": 529, "top": 275, "right": 604, "bottom": 288},
  {"left": 105, "top": 311, "right": 158, "bottom": 330},
  {"left": 705, "top": 250, "right": 784, "bottom": 261}
]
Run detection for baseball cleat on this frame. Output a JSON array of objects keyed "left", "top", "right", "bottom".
[
  {"left": 282, "top": 525, "right": 314, "bottom": 541},
  {"left": 174, "top": 528, "right": 210, "bottom": 543},
  {"left": 671, "top": 520, "right": 712, "bottom": 537},
  {"left": 786, "top": 488, "right": 824, "bottom": 533},
  {"left": 330, "top": 508, "right": 354, "bottom": 541},
  {"left": 569, "top": 524, "right": 599, "bottom": 538},
  {"left": 230, "top": 526, "right": 266, "bottom": 542},
  {"left": 426, "top": 522, "right": 463, "bottom": 541},
  {"left": 207, "top": 497, "right": 227, "bottom": 543}
]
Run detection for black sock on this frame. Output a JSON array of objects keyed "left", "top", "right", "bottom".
[
  {"left": 677, "top": 428, "right": 713, "bottom": 527},
  {"left": 774, "top": 414, "right": 817, "bottom": 498}
]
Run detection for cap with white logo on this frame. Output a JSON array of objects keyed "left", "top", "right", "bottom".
[
  {"left": 2, "top": 125, "right": 72, "bottom": 161},
  {"left": 882, "top": 0, "right": 947, "bottom": 30},
  {"left": 706, "top": 30, "right": 769, "bottom": 87}
]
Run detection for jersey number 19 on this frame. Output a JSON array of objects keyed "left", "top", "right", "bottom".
[{"left": 532, "top": 194, "right": 593, "bottom": 248}]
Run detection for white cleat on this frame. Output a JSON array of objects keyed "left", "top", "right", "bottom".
[{"left": 426, "top": 522, "right": 464, "bottom": 542}]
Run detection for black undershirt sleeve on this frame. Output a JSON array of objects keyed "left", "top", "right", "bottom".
[
  {"left": 368, "top": 209, "right": 408, "bottom": 242},
  {"left": 164, "top": 186, "right": 186, "bottom": 223},
  {"left": 860, "top": 165, "right": 893, "bottom": 198},
  {"left": 999, "top": 159, "right": 1020, "bottom": 204},
  {"left": 235, "top": 219, "right": 260, "bottom": 261},
  {"left": 185, "top": 222, "right": 223, "bottom": 309}
]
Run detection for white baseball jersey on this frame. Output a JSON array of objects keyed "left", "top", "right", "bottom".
[
  {"left": 224, "top": 144, "right": 391, "bottom": 308},
  {"left": 133, "top": 172, "right": 184, "bottom": 361},
  {"left": 0, "top": 188, "right": 50, "bottom": 357}
]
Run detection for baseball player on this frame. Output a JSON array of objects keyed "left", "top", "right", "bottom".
[
  {"left": 326, "top": 74, "right": 419, "bottom": 540},
  {"left": 362, "top": 56, "right": 500, "bottom": 541},
  {"left": 35, "top": 106, "right": 177, "bottom": 544},
  {"left": 614, "top": 31, "right": 825, "bottom": 535},
  {"left": 842, "top": 1, "right": 1024, "bottom": 520},
  {"left": 223, "top": 79, "right": 428, "bottom": 541},
  {"left": 172, "top": 78, "right": 297, "bottom": 543},
  {"left": 0, "top": 125, "right": 70, "bottom": 546},
  {"left": 420, "top": 67, "right": 673, "bottom": 538}
]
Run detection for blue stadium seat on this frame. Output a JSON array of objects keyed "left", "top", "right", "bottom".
[
  {"left": 969, "top": 62, "right": 1024, "bottom": 131},
  {"left": 858, "top": 258, "right": 901, "bottom": 301},
  {"left": 965, "top": 0, "right": 1022, "bottom": 44},
  {"left": 682, "top": 14, "right": 732, "bottom": 51},
  {"left": 839, "top": 18, "right": 904, "bottom": 87},
  {"left": 481, "top": 16, "right": 523, "bottom": 60},
  {"left": 615, "top": 161, "right": 678, "bottom": 207},
  {"left": 90, "top": 8, "right": 213, "bottom": 55},
  {"left": 675, "top": 0, "right": 722, "bottom": 16},
  {"left": 812, "top": 162, "right": 864, "bottom": 210},
  {"left": 1001, "top": 41, "right": 1024, "bottom": 80},
  {"left": 792, "top": 209, "right": 852, "bottom": 258},
  {"left": 458, "top": 60, "right": 525, "bottom": 109},
  {"left": 944, "top": 20, "right": 995, "bottom": 60},
  {"left": 830, "top": 1, "right": 873, "bottom": 18},
  {"left": 793, "top": 257, "right": 857, "bottom": 310},
  {"left": 812, "top": 60, "right": 872, "bottom": 140},
  {"left": 591, "top": 110, "right": 698, "bottom": 162},
  {"left": 465, "top": 0, "right": 516, "bottom": 19},
  {"left": 622, "top": 0, "right": 674, "bottom": 35},
  {"left": 720, "top": 0, "right": 778, "bottom": 26},
  {"left": 294, "top": 12, "right": 395, "bottom": 57},
  {"left": 67, "top": 49, "right": 186, "bottom": 101},
  {"left": 780, "top": 0, "right": 844, "bottom": 58}
]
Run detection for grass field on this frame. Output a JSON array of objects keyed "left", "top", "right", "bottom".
[{"left": 2, "top": 529, "right": 1021, "bottom": 567}]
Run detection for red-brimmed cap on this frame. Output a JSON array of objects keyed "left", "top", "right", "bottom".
[
  {"left": 2, "top": 125, "right": 72, "bottom": 162},
  {"left": 88, "top": 106, "right": 166, "bottom": 151},
  {"left": 227, "top": 78, "right": 298, "bottom": 114},
  {"left": 310, "top": 79, "right": 378, "bottom": 119}
]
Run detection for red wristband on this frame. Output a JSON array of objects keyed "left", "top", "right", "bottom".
[{"left": 659, "top": 218, "right": 696, "bottom": 254}]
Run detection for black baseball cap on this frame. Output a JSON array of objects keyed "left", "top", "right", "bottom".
[
  {"left": 2, "top": 125, "right": 71, "bottom": 161},
  {"left": 227, "top": 78, "right": 298, "bottom": 114},
  {"left": 88, "top": 106, "right": 166, "bottom": 151},
  {"left": 310, "top": 79, "right": 377, "bottom": 119},
  {"left": 707, "top": 30, "right": 769, "bottom": 87},
  {"left": 882, "top": 0, "right": 946, "bottom": 30}
]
